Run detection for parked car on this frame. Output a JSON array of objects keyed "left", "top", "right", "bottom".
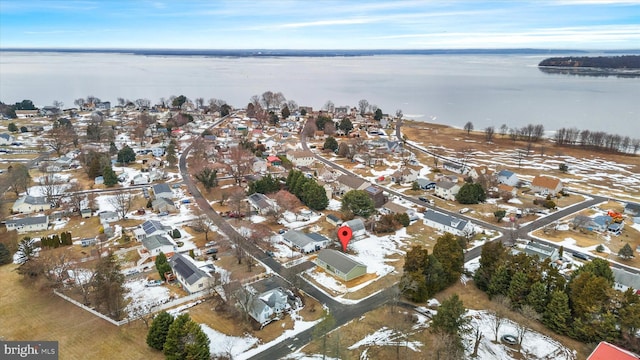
[
  {"left": 459, "top": 208, "right": 470, "bottom": 214},
  {"left": 278, "top": 229, "right": 286, "bottom": 234},
  {"left": 205, "top": 248, "right": 219, "bottom": 255},
  {"left": 205, "top": 241, "right": 216, "bottom": 247},
  {"left": 159, "top": 211, "right": 169, "bottom": 216},
  {"left": 418, "top": 197, "right": 428, "bottom": 202},
  {"left": 266, "top": 250, "right": 275, "bottom": 257}
]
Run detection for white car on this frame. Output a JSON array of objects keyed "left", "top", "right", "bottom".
[{"left": 459, "top": 208, "right": 470, "bottom": 214}]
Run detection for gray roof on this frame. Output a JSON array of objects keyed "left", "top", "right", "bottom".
[
  {"left": 99, "top": 211, "right": 118, "bottom": 220},
  {"left": 141, "top": 219, "right": 170, "bottom": 235},
  {"left": 170, "top": 253, "right": 208, "bottom": 285},
  {"left": 0, "top": 133, "right": 12, "bottom": 140},
  {"left": 613, "top": 268, "right": 640, "bottom": 290},
  {"left": 152, "top": 197, "right": 174, "bottom": 207},
  {"left": 152, "top": 183, "right": 172, "bottom": 195},
  {"left": 142, "top": 234, "right": 174, "bottom": 251},
  {"left": 20, "top": 195, "right": 49, "bottom": 206},
  {"left": 248, "top": 192, "right": 273, "bottom": 210},
  {"left": 436, "top": 181, "right": 457, "bottom": 190},
  {"left": 523, "top": 242, "right": 558, "bottom": 259},
  {"left": 344, "top": 218, "right": 365, "bottom": 233},
  {"left": 283, "top": 230, "right": 327, "bottom": 249},
  {"left": 423, "top": 210, "right": 469, "bottom": 231},
  {"left": 337, "top": 174, "right": 369, "bottom": 190},
  {"left": 317, "top": 249, "right": 366, "bottom": 274},
  {"left": 6, "top": 216, "right": 48, "bottom": 226}
]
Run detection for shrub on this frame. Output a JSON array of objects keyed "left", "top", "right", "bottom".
[{"left": 543, "top": 200, "right": 556, "bottom": 209}]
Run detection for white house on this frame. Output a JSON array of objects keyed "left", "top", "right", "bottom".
[
  {"left": 343, "top": 218, "right": 367, "bottom": 240},
  {"left": 152, "top": 183, "right": 174, "bottom": 199},
  {"left": 423, "top": 210, "right": 474, "bottom": 237},
  {"left": 531, "top": 175, "right": 563, "bottom": 196},
  {"left": 247, "top": 193, "right": 278, "bottom": 215},
  {"left": 12, "top": 195, "right": 52, "bottom": 214},
  {"left": 612, "top": 268, "right": 640, "bottom": 294},
  {"left": 131, "top": 174, "right": 150, "bottom": 185},
  {"left": 141, "top": 234, "right": 176, "bottom": 258},
  {"left": 134, "top": 219, "right": 172, "bottom": 240},
  {"left": 99, "top": 211, "right": 119, "bottom": 227},
  {"left": 170, "top": 253, "right": 212, "bottom": 294},
  {"left": 443, "top": 162, "right": 467, "bottom": 175},
  {"left": 282, "top": 230, "right": 330, "bottom": 254},
  {"left": 287, "top": 150, "right": 316, "bottom": 168},
  {"left": 243, "top": 287, "right": 291, "bottom": 327},
  {"left": 434, "top": 181, "right": 461, "bottom": 201},
  {"left": 152, "top": 198, "right": 177, "bottom": 213},
  {"left": 497, "top": 170, "right": 519, "bottom": 187},
  {"left": 5, "top": 216, "right": 49, "bottom": 233},
  {"left": 252, "top": 157, "right": 268, "bottom": 174},
  {"left": 523, "top": 241, "right": 560, "bottom": 262}
]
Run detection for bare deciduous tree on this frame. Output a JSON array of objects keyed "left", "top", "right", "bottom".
[
  {"left": 109, "top": 192, "right": 133, "bottom": 219},
  {"left": 228, "top": 146, "right": 253, "bottom": 185}
]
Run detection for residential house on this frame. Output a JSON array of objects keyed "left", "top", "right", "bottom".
[
  {"left": 381, "top": 201, "right": 419, "bottom": 221},
  {"left": 99, "top": 211, "right": 119, "bottom": 226},
  {"left": 248, "top": 193, "right": 277, "bottom": 215},
  {"left": 316, "top": 249, "right": 367, "bottom": 282},
  {"left": 96, "top": 101, "right": 111, "bottom": 110},
  {"left": 131, "top": 174, "right": 150, "bottom": 185},
  {"left": 12, "top": 195, "right": 51, "bottom": 214},
  {"left": 169, "top": 253, "right": 211, "bottom": 294},
  {"left": 5, "top": 216, "right": 49, "bottom": 233},
  {"left": 334, "top": 174, "right": 371, "bottom": 196},
  {"left": 326, "top": 213, "right": 343, "bottom": 226},
  {"left": 80, "top": 208, "right": 92, "bottom": 219},
  {"left": 468, "top": 166, "right": 493, "bottom": 181},
  {"left": 252, "top": 157, "right": 268, "bottom": 174},
  {"left": 434, "top": 181, "right": 461, "bottom": 201},
  {"left": 497, "top": 170, "right": 519, "bottom": 187},
  {"left": 390, "top": 168, "right": 418, "bottom": 184},
  {"left": 152, "top": 183, "right": 174, "bottom": 199},
  {"left": 531, "top": 175, "right": 563, "bottom": 196},
  {"left": 523, "top": 241, "right": 560, "bottom": 262},
  {"left": 416, "top": 178, "right": 436, "bottom": 190},
  {"left": 364, "top": 185, "right": 386, "bottom": 208},
  {"left": 141, "top": 234, "right": 176, "bottom": 258},
  {"left": 241, "top": 286, "right": 291, "bottom": 327},
  {"left": 134, "top": 219, "right": 172, "bottom": 241},
  {"left": 15, "top": 110, "right": 39, "bottom": 118},
  {"left": 266, "top": 155, "right": 282, "bottom": 166},
  {"left": 152, "top": 197, "right": 177, "bottom": 213},
  {"left": 0, "top": 133, "right": 14, "bottom": 145},
  {"left": 151, "top": 147, "right": 165, "bottom": 157},
  {"left": 282, "top": 230, "right": 330, "bottom": 254},
  {"left": 612, "top": 268, "right": 640, "bottom": 294},
  {"left": 497, "top": 184, "right": 517, "bottom": 198},
  {"left": 423, "top": 210, "right": 474, "bottom": 237},
  {"left": 443, "top": 161, "right": 467, "bottom": 175},
  {"left": 343, "top": 218, "right": 366, "bottom": 239},
  {"left": 624, "top": 202, "right": 640, "bottom": 217},
  {"left": 587, "top": 341, "right": 640, "bottom": 360},
  {"left": 287, "top": 150, "right": 315, "bottom": 168}
]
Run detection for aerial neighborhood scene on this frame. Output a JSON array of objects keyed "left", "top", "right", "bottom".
[{"left": 1, "top": 1, "right": 640, "bottom": 360}]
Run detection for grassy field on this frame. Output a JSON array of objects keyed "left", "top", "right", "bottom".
[{"left": 0, "top": 264, "right": 162, "bottom": 360}]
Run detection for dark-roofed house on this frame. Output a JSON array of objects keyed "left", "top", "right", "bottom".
[
  {"left": 316, "top": 249, "right": 367, "bottom": 282},
  {"left": 335, "top": 174, "right": 371, "bottom": 195},
  {"left": 142, "top": 234, "right": 176, "bottom": 258},
  {"left": 12, "top": 195, "right": 51, "bottom": 214},
  {"left": 381, "top": 201, "right": 418, "bottom": 221},
  {"left": 423, "top": 210, "right": 474, "bottom": 237},
  {"left": 5, "top": 216, "right": 49, "bottom": 233},
  {"left": 531, "top": 175, "right": 563, "bottom": 196},
  {"left": 170, "top": 253, "right": 211, "bottom": 294},
  {"left": 434, "top": 181, "right": 461, "bottom": 201},
  {"left": 134, "top": 219, "right": 172, "bottom": 241},
  {"left": 624, "top": 202, "right": 640, "bottom": 217},
  {"left": 152, "top": 183, "right": 174, "bottom": 199},
  {"left": 247, "top": 193, "right": 277, "bottom": 215},
  {"left": 326, "top": 213, "right": 343, "bottom": 226},
  {"left": 282, "top": 230, "right": 330, "bottom": 253},
  {"left": 497, "top": 170, "right": 519, "bottom": 187},
  {"left": 523, "top": 241, "right": 559, "bottom": 262},
  {"left": 364, "top": 185, "right": 386, "bottom": 208}
]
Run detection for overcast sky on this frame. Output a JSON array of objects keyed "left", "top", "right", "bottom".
[{"left": 1, "top": 0, "right": 639, "bottom": 50}]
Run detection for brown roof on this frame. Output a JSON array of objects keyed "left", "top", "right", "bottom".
[
  {"left": 337, "top": 174, "right": 369, "bottom": 190},
  {"left": 288, "top": 150, "right": 315, "bottom": 159},
  {"left": 497, "top": 184, "right": 515, "bottom": 193},
  {"left": 531, "top": 175, "right": 562, "bottom": 190}
]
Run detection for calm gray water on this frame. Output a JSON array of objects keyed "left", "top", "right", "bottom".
[{"left": 0, "top": 52, "right": 638, "bottom": 136}]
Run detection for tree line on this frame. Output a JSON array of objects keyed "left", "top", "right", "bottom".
[
  {"left": 554, "top": 127, "right": 640, "bottom": 154},
  {"left": 539, "top": 55, "right": 640, "bottom": 69}
]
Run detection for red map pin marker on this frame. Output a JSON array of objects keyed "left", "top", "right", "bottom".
[{"left": 337, "top": 225, "right": 352, "bottom": 252}]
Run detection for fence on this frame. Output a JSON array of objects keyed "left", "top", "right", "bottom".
[{"left": 53, "top": 290, "right": 126, "bottom": 326}]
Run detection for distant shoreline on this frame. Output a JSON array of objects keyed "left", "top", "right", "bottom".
[{"left": 2, "top": 48, "right": 639, "bottom": 58}]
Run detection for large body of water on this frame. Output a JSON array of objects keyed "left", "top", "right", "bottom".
[{"left": 0, "top": 51, "right": 638, "bottom": 136}]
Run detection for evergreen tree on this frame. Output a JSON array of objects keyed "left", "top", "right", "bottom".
[
  {"left": 91, "top": 252, "right": 127, "bottom": 320},
  {"left": 430, "top": 294, "right": 470, "bottom": 353},
  {"left": 323, "top": 136, "right": 338, "bottom": 151},
  {"left": 194, "top": 167, "right": 218, "bottom": 192},
  {"left": 487, "top": 265, "right": 511, "bottom": 299},
  {"left": 109, "top": 142, "right": 118, "bottom": 155},
  {"left": 432, "top": 233, "right": 464, "bottom": 286},
  {"left": 338, "top": 118, "right": 353, "bottom": 133},
  {"left": 618, "top": 243, "right": 635, "bottom": 259},
  {"left": 474, "top": 241, "right": 507, "bottom": 291},
  {"left": 247, "top": 174, "right": 280, "bottom": 194},
  {"left": 341, "top": 190, "right": 375, "bottom": 218},
  {"left": 146, "top": 311, "right": 174, "bottom": 350},
  {"left": 568, "top": 272, "right": 611, "bottom": 319},
  {"left": 619, "top": 289, "right": 640, "bottom": 339},
  {"left": 117, "top": 145, "right": 136, "bottom": 164},
  {"left": 572, "top": 258, "right": 614, "bottom": 285},
  {"left": 543, "top": 290, "right": 571, "bottom": 334},
  {"left": 165, "top": 142, "right": 178, "bottom": 167},
  {"left": 507, "top": 271, "right": 530, "bottom": 309},
  {"left": 424, "top": 255, "right": 447, "bottom": 297},
  {"left": 8, "top": 122, "right": 18, "bottom": 132},
  {"left": 163, "top": 313, "right": 209, "bottom": 360},
  {"left": 455, "top": 183, "right": 486, "bottom": 204},
  {"left": 301, "top": 182, "right": 329, "bottom": 210},
  {"left": 103, "top": 164, "right": 118, "bottom": 186},
  {"left": 526, "top": 281, "right": 548, "bottom": 314},
  {"left": 155, "top": 252, "right": 171, "bottom": 281},
  {"left": 0, "top": 243, "right": 12, "bottom": 265},
  {"left": 374, "top": 108, "right": 383, "bottom": 121}
]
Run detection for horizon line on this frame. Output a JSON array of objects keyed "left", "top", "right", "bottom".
[{"left": 2, "top": 47, "right": 640, "bottom": 52}]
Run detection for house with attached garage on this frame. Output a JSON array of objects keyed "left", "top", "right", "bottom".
[
  {"left": 316, "top": 249, "right": 367, "bottom": 282},
  {"left": 423, "top": 210, "right": 474, "bottom": 237},
  {"left": 247, "top": 192, "right": 278, "bottom": 215},
  {"left": 134, "top": 219, "right": 172, "bottom": 241},
  {"left": 530, "top": 175, "right": 563, "bottom": 196},
  {"left": 169, "top": 253, "right": 212, "bottom": 294},
  {"left": 380, "top": 201, "right": 419, "bottom": 221},
  {"left": 99, "top": 211, "right": 119, "bottom": 226},
  {"left": 334, "top": 174, "right": 371, "bottom": 196},
  {"left": 152, "top": 197, "right": 177, "bottom": 213},
  {"left": 5, "top": 216, "right": 49, "bottom": 233},
  {"left": 523, "top": 241, "right": 560, "bottom": 262},
  {"left": 434, "top": 181, "right": 461, "bottom": 201},
  {"left": 152, "top": 183, "right": 174, "bottom": 199},
  {"left": 141, "top": 234, "right": 176, "bottom": 259},
  {"left": 243, "top": 287, "right": 291, "bottom": 327},
  {"left": 12, "top": 195, "right": 52, "bottom": 214},
  {"left": 497, "top": 169, "right": 519, "bottom": 187}
]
